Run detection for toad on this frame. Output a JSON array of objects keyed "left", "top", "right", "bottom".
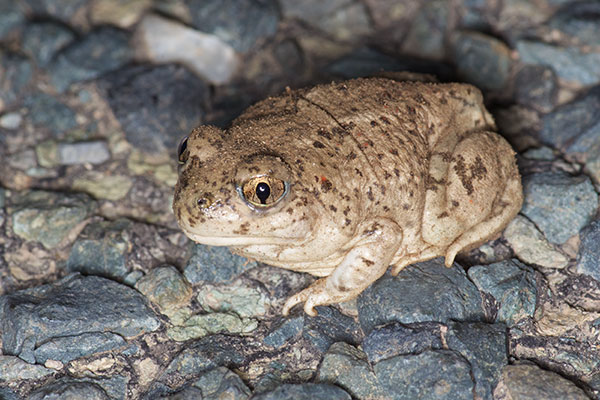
[{"left": 173, "top": 78, "right": 523, "bottom": 316}]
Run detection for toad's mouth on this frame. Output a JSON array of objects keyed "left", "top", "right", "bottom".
[{"left": 183, "top": 230, "right": 305, "bottom": 247}]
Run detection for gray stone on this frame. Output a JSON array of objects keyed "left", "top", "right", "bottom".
[
  {"left": 357, "top": 258, "right": 484, "bottom": 334},
  {"left": 25, "top": 91, "right": 78, "bottom": 137},
  {"left": 192, "top": 367, "right": 251, "bottom": 400},
  {"left": 521, "top": 171, "right": 598, "bottom": 244},
  {"left": 185, "top": 0, "right": 278, "bottom": 52},
  {"left": 22, "top": 0, "right": 89, "bottom": 25},
  {"left": 468, "top": 260, "right": 537, "bottom": 326},
  {"left": 446, "top": 321, "right": 508, "bottom": 400},
  {"left": 29, "top": 381, "right": 110, "bottom": 400},
  {"left": 0, "top": 274, "right": 160, "bottom": 363},
  {"left": 547, "top": 2, "right": 600, "bottom": 47},
  {"left": 374, "top": 350, "right": 474, "bottom": 400},
  {"left": 517, "top": 40, "right": 600, "bottom": 86},
  {"left": 0, "top": 49, "right": 33, "bottom": 112},
  {"left": 402, "top": 0, "right": 449, "bottom": 60},
  {"left": 515, "top": 65, "right": 558, "bottom": 112},
  {"left": 0, "top": 1, "right": 25, "bottom": 39},
  {"left": 49, "top": 26, "right": 132, "bottom": 92},
  {"left": 0, "top": 355, "right": 54, "bottom": 383},
  {"left": 0, "top": 112, "right": 22, "bottom": 130},
  {"left": 57, "top": 141, "right": 111, "bottom": 165},
  {"left": 197, "top": 282, "right": 270, "bottom": 318},
  {"left": 252, "top": 383, "right": 352, "bottom": 400},
  {"left": 317, "top": 342, "right": 385, "bottom": 399},
  {"left": 9, "top": 190, "right": 95, "bottom": 249},
  {"left": 136, "top": 266, "right": 192, "bottom": 314},
  {"left": 22, "top": 21, "right": 75, "bottom": 67},
  {"left": 494, "top": 364, "right": 589, "bottom": 400},
  {"left": 303, "top": 306, "right": 363, "bottom": 352},
  {"left": 576, "top": 219, "right": 600, "bottom": 282},
  {"left": 459, "top": 0, "right": 491, "bottom": 30},
  {"left": 99, "top": 64, "right": 208, "bottom": 156},
  {"left": 263, "top": 317, "right": 304, "bottom": 348},
  {"left": 184, "top": 244, "right": 257, "bottom": 284},
  {"left": 67, "top": 238, "right": 128, "bottom": 280},
  {"left": 34, "top": 332, "right": 126, "bottom": 364},
  {"left": 362, "top": 322, "right": 444, "bottom": 364},
  {"left": 453, "top": 31, "right": 512, "bottom": 91}
]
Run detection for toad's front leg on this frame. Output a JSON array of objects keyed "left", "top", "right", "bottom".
[{"left": 282, "top": 219, "right": 402, "bottom": 316}]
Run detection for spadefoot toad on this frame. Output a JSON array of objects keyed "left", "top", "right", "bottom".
[{"left": 173, "top": 78, "right": 523, "bottom": 316}]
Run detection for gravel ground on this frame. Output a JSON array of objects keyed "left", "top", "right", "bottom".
[{"left": 1, "top": 0, "right": 599, "bottom": 399}]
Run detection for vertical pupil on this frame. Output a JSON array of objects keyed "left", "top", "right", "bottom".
[{"left": 256, "top": 182, "right": 270, "bottom": 204}]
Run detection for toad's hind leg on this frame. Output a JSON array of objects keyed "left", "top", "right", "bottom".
[{"left": 422, "top": 131, "right": 523, "bottom": 267}]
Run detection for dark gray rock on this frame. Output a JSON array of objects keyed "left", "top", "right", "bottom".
[
  {"left": 22, "top": 21, "right": 75, "bottom": 67},
  {"left": 33, "top": 332, "right": 126, "bottom": 364},
  {"left": 182, "top": 0, "right": 278, "bottom": 52},
  {"left": 362, "top": 322, "right": 444, "bottom": 364},
  {"left": 22, "top": 0, "right": 88, "bottom": 25},
  {"left": 446, "top": 321, "right": 508, "bottom": 400},
  {"left": 29, "top": 380, "right": 109, "bottom": 400},
  {"left": 0, "top": 274, "right": 160, "bottom": 363},
  {"left": 547, "top": 1, "right": 600, "bottom": 47},
  {"left": 515, "top": 65, "right": 558, "bottom": 112},
  {"left": 520, "top": 171, "right": 598, "bottom": 244},
  {"left": 0, "top": 356, "right": 54, "bottom": 384},
  {"left": 374, "top": 350, "right": 474, "bottom": 400},
  {"left": 49, "top": 26, "right": 132, "bottom": 92},
  {"left": 0, "top": 49, "right": 33, "bottom": 111},
  {"left": 303, "top": 306, "right": 363, "bottom": 352},
  {"left": 453, "top": 31, "right": 512, "bottom": 91},
  {"left": 468, "top": 259, "right": 537, "bottom": 326},
  {"left": 252, "top": 383, "right": 351, "bottom": 400},
  {"left": 517, "top": 40, "right": 600, "bottom": 86},
  {"left": 0, "top": 1, "right": 25, "bottom": 39},
  {"left": 191, "top": 367, "right": 251, "bottom": 400},
  {"left": 25, "top": 91, "right": 78, "bottom": 137},
  {"left": 357, "top": 258, "right": 484, "bottom": 334},
  {"left": 184, "top": 243, "right": 258, "bottom": 284},
  {"left": 263, "top": 317, "right": 304, "bottom": 348},
  {"left": 458, "top": 0, "right": 491, "bottom": 30},
  {"left": 99, "top": 64, "right": 208, "bottom": 156},
  {"left": 67, "top": 238, "right": 128, "bottom": 280},
  {"left": 577, "top": 219, "right": 600, "bottom": 281},
  {"left": 402, "top": 0, "right": 449, "bottom": 60}
]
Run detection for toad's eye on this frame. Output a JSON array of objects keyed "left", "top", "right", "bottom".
[
  {"left": 177, "top": 136, "right": 188, "bottom": 164},
  {"left": 238, "top": 176, "right": 288, "bottom": 208}
]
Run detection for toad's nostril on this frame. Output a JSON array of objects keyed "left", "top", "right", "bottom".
[{"left": 197, "top": 198, "right": 208, "bottom": 207}]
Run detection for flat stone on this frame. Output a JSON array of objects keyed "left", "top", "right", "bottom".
[
  {"left": 374, "top": 350, "right": 474, "bottom": 400},
  {"left": 504, "top": 215, "right": 569, "bottom": 269},
  {"left": 99, "top": 63, "right": 208, "bottom": 156},
  {"left": 192, "top": 367, "right": 251, "bottom": 400},
  {"left": 184, "top": 244, "right": 258, "bottom": 284},
  {"left": 57, "top": 141, "right": 111, "bottom": 165},
  {"left": 197, "top": 282, "right": 270, "bottom": 318},
  {"left": 362, "top": 322, "right": 444, "bottom": 364},
  {"left": 468, "top": 260, "right": 537, "bottom": 326},
  {"left": 576, "top": 219, "right": 600, "bottom": 282},
  {"left": 402, "top": 0, "right": 449, "bottom": 60},
  {"left": 515, "top": 65, "right": 558, "bottom": 112},
  {"left": 134, "top": 14, "right": 239, "bottom": 84},
  {"left": 0, "top": 1, "right": 25, "bottom": 39},
  {"left": 252, "top": 383, "right": 352, "bottom": 400},
  {"left": 517, "top": 40, "right": 600, "bottom": 86},
  {"left": 263, "top": 317, "right": 304, "bottom": 348},
  {"left": 22, "top": 21, "right": 75, "bottom": 67},
  {"left": 21, "top": 0, "right": 89, "bottom": 25},
  {"left": 0, "top": 355, "right": 54, "bottom": 383},
  {"left": 547, "top": 1, "right": 600, "bottom": 47},
  {"left": 446, "top": 321, "right": 508, "bottom": 400},
  {"left": 0, "top": 112, "right": 23, "bottom": 130},
  {"left": 29, "top": 381, "right": 110, "bottom": 400},
  {"left": 25, "top": 92, "right": 78, "bottom": 137},
  {"left": 33, "top": 332, "right": 126, "bottom": 364},
  {"left": 303, "top": 306, "right": 363, "bottom": 352},
  {"left": 136, "top": 266, "right": 192, "bottom": 315},
  {"left": 453, "top": 31, "right": 512, "bottom": 91},
  {"left": 67, "top": 238, "right": 127, "bottom": 279},
  {"left": 72, "top": 173, "right": 133, "bottom": 201},
  {"left": 317, "top": 342, "right": 386, "bottom": 399},
  {"left": 0, "top": 49, "right": 33, "bottom": 112},
  {"left": 167, "top": 312, "right": 258, "bottom": 342},
  {"left": 494, "top": 364, "right": 589, "bottom": 400},
  {"left": 49, "top": 26, "right": 132, "bottom": 92},
  {"left": 357, "top": 258, "right": 484, "bottom": 334},
  {"left": 521, "top": 171, "right": 598, "bottom": 244},
  {"left": 0, "top": 274, "right": 160, "bottom": 363},
  {"left": 9, "top": 190, "right": 95, "bottom": 249}
]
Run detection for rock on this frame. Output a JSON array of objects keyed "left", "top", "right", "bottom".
[
  {"left": 556, "top": 274, "right": 600, "bottom": 311},
  {"left": 33, "top": 332, "right": 126, "bottom": 364},
  {"left": 263, "top": 317, "right": 304, "bottom": 348},
  {"left": 99, "top": 63, "right": 208, "bottom": 157},
  {"left": 445, "top": 321, "right": 508, "bottom": 400},
  {"left": 134, "top": 14, "right": 239, "bottom": 85},
  {"left": 317, "top": 342, "right": 385, "bottom": 399},
  {"left": 374, "top": 350, "right": 474, "bottom": 400},
  {"left": 577, "top": 219, "right": 600, "bottom": 281},
  {"left": 0, "top": 112, "right": 23, "bottom": 130},
  {"left": 0, "top": 274, "right": 160, "bottom": 363},
  {"left": 49, "top": 26, "right": 132, "bottom": 92},
  {"left": 402, "top": 0, "right": 449, "bottom": 60},
  {"left": 453, "top": 31, "right": 512, "bottom": 91},
  {"left": 67, "top": 237, "right": 126, "bottom": 281},
  {"left": 0, "top": 1, "right": 25, "bottom": 39},
  {"left": 136, "top": 266, "right": 192, "bottom": 315},
  {"left": 252, "top": 383, "right": 352, "bottom": 400},
  {"left": 514, "top": 65, "right": 558, "bottom": 112},
  {"left": 197, "top": 282, "right": 270, "bottom": 318},
  {"left": 303, "top": 306, "right": 363, "bottom": 352},
  {"left": 468, "top": 260, "right": 537, "bottom": 326},
  {"left": 547, "top": 1, "right": 600, "bottom": 47},
  {"left": 504, "top": 215, "right": 569, "bottom": 269},
  {"left": 458, "top": 0, "right": 491, "bottom": 30},
  {"left": 0, "top": 49, "right": 33, "bottom": 112},
  {"left": 357, "top": 258, "right": 484, "bottom": 334},
  {"left": 29, "top": 381, "right": 110, "bottom": 400},
  {"left": 22, "top": 21, "right": 75, "bottom": 67},
  {"left": 494, "top": 364, "right": 589, "bottom": 400},
  {"left": 184, "top": 244, "right": 258, "bottom": 284},
  {"left": 21, "top": 0, "right": 88, "bottom": 25},
  {"left": 520, "top": 171, "right": 598, "bottom": 244},
  {"left": 191, "top": 367, "right": 251, "bottom": 400},
  {"left": 72, "top": 173, "right": 133, "bottom": 201},
  {"left": 57, "top": 141, "right": 111, "bottom": 165},
  {"left": 8, "top": 190, "right": 95, "bottom": 249},
  {"left": 90, "top": 0, "right": 152, "bottom": 28},
  {"left": 0, "top": 355, "right": 54, "bottom": 384},
  {"left": 25, "top": 92, "right": 78, "bottom": 137},
  {"left": 167, "top": 312, "right": 258, "bottom": 342},
  {"left": 517, "top": 40, "right": 600, "bottom": 86},
  {"left": 362, "top": 322, "right": 444, "bottom": 364},
  {"left": 158, "top": 346, "right": 216, "bottom": 391}
]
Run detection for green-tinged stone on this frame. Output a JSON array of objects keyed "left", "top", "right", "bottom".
[
  {"left": 35, "top": 140, "right": 60, "bottom": 168},
  {"left": 127, "top": 150, "right": 178, "bottom": 186},
  {"left": 135, "top": 266, "right": 192, "bottom": 315},
  {"left": 197, "top": 284, "right": 269, "bottom": 318},
  {"left": 73, "top": 174, "right": 133, "bottom": 201},
  {"left": 0, "top": 356, "right": 54, "bottom": 383},
  {"left": 167, "top": 313, "right": 258, "bottom": 342}
]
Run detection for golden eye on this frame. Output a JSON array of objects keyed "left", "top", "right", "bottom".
[
  {"left": 177, "top": 136, "right": 188, "bottom": 165},
  {"left": 239, "top": 176, "right": 287, "bottom": 208}
]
